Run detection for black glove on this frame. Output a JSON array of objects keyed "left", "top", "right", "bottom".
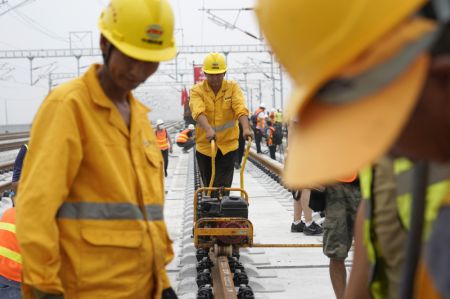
[{"left": 161, "top": 287, "right": 178, "bottom": 299}]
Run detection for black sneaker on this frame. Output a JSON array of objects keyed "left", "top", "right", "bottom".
[
  {"left": 303, "top": 222, "right": 323, "bottom": 236},
  {"left": 291, "top": 221, "right": 305, "bottom": 233}
]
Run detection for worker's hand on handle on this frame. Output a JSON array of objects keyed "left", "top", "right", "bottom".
[
  {"left": 197, "top": 114, "right": 215, "bottom": 141},
  {"left": 205, "top": 127, "right": 216, "bottom": 141},
  {"left": 161, "top": 287, "right": 178, "bottom": 299},
  {"left": 243, "top": 127, "right": 254, "bottom": 141}
]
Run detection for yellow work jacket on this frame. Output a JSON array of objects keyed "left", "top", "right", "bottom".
[
  {"left": 16, "top": 64, "right": 173, "bottom": 299},
  {"left": 189, "top": 79, "right": 249, "bottom": 157}
]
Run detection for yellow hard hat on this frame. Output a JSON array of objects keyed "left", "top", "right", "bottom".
[
  {"left": 98, "top": 0, "right": 176, "bottom": 62},
  {"left": 202, "top": 53, "right": 228, "bottom": 74},
  {"left": 255, "top": 0, "right": 436, "bottom": 188},
  {"left": 256, "top": 0, "right": 426, "bottom": 121}
]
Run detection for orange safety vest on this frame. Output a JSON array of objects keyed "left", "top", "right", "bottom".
[
  {"left": 267, "top": 126, "right": 275, "bottom": 146},
  {"left": 253, "top": 108, "right": 265, "bottom": 129},
  {"left": 176, "top": 129, "right": 191, "bottom": 143},
  {"left": 156, "top": 129, "right": 169, "bottom": 150},
  {"left": 0, "top": 208, "right": 21, "bottom": 282}
]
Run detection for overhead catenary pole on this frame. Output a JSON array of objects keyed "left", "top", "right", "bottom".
[
  {"left": 270, "top": 53, "right": 275, "bottom": 108},
  {"left": 249, "top": 88, "right": 253, "bottom": 112},
  {"left": 224, "top": 51, "right": 229, "bottom": 80},
  {"left": 4, "top": 99, "right": 7, "bottom": 127},
  {"left": 258, "top": 79, "right": 262, "bottom": 105},
  {"left": 243, "top": 72, "right": 249, "bottom": 109},
  {"left": 75, "top": 56, "right": 81, "bottom": 77},
  {"left": 175, "top": 53, "right": 179, "bottom": 81},
  {"left": 279, "top": 63, "right": 284, "bottom": 109},
  {"left": 28, "top": 56, "right": 34, "bottom": 85}
]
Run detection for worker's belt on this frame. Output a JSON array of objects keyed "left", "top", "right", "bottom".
[
  {"left": 396, "top": 163, "right": 450, "bottom": 196},
  {"left": 316, "top": 29, "right": 439, "bottom": 105},
  {"left": 57, "top": 202, "right": 164, "bottom": 221},
  {"left": 213, "top": 120, "right": 235, "bottom": 132}
]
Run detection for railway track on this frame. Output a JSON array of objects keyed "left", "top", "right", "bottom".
[
  {"left": 174, "top": 142, "right": 326, "bottom": 299},
  {"left": 1, "top": 124, "right": 333, "bottom": 298},
  {"left": 0, "top": 132, "right": 29, "bottom": 142}
]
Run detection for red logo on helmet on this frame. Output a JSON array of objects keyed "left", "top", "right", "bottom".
[{"left": 146, "top": 24, "right": 163, "bottom": 39}]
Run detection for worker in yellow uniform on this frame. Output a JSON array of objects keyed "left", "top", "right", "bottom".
[
  {"left": 189, "top": 52, "right": 252, "bottom": 190},
  {"left": 15, "top": 0, "right": 178, "bottom": 298},
  {"left": 256, "top": 0, "right": 450, "bottom": 298},
  {"left": 155, "top": 119, "right": 173, "bottom": 177}
]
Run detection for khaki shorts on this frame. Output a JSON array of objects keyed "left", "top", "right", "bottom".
[{"left": 323, "top": 184, "right": 361, "bottom": 260}]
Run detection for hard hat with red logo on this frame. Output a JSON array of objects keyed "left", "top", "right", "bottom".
[{"left": 98, "top": 0, "right": 176, "bottom": 62}]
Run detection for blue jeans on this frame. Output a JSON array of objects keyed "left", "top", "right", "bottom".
[{"left": 0, "top": 275, "right": 21, "bottom": 299}]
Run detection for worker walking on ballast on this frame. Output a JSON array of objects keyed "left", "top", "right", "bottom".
[
  {"left": 189, "top": 52, "right": 253, "bottom": 190},
  {"left": 155, "top": 119, "right": 173, "bottom": 177}
]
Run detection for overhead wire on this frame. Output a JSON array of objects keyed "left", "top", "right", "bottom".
[
  {"left": 10, "top": 9, "right": 69, "bottom": 43},
  {"left": 0, "top": 0, "right": 34, "bottom": 17},
  {"left": 200, "top": 0, "right": 205, "bottom": 46},
  {"left": 177, "top": 0, "right": 183, "bottom": 44}
]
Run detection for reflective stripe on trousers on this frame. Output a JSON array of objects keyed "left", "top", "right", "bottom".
[{"left": 57, "top": 202, "right": 164, "bottom": 221}]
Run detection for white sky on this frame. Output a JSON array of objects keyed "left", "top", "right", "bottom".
[{"left": 0, "top": 0, "right": 292, "bottom": 125}]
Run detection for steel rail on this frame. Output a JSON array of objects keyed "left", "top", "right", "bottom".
[
  {"left": 0, "top": 132, "right": 29, "bottom": 141},
  {"left": 0, "top": 161, "right": 14, "bottom": 193},
  {"left": 211, "top": 256, "right": 238, "bottom": 299}
]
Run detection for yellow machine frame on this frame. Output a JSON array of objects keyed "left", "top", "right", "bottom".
[{"left": 194, "top": 139, "right": 253, "bottom": 249}]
